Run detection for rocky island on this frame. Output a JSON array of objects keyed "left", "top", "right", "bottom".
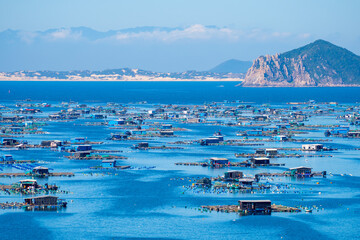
[{"left": 242, "top": 40, "right": 360, "bottom": 87}]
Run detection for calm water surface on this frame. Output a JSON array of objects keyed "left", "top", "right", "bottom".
[{"left": 0, "top": 82, "right": 359, "bottom": 240}]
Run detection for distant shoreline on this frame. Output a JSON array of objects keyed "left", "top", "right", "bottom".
[
  {"left": 1, "top": 79, "right": 359, "bottom": 87},
  {"left": 0, "top": 78, "right": 243, "bottom": 82}
]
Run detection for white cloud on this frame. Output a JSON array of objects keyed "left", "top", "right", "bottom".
[
  {"left": 272, "top": 32, "right": 292, "bottom": 38},
  {"left": 298, "top": 33, "right": 311, "bottom": 39},
  {"left": 18, "top": 31, "right": 38, "bottom": 44},
  {"left": 47, "top": 29, "right": 82, "bottom": 41},
  {"left": 114, "top": 24, "right": 239, "bottom": 42},
  {"left": 111, "top": 25, "right": 309, "bottom": 43}
]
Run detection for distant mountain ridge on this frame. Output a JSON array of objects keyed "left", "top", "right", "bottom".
[
  {"left": 242, "top": 40, "right": 360, "bottom": 87},
  {"left": 209, "top": 59, "right": 252, "bottom": 73}
]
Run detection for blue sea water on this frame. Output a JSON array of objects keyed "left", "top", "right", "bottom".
[
  {"left": 1, "top": 81, "right": 360, "bottom": 103},
  {"left": 0, "top": 81, "right": 359, "bottom": 240}
]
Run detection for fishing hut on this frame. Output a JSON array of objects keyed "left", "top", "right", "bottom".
[
  {"left": 73, "top": 137, "right": 86, "bottom": 143},
  {"left": 19, "top": 179, "right": 39, "bottom": 189},
  {"left": 273, "top": 135, "right": 288, "bottom": 141},
  {"left": 110, "top": 134, "right": 128, "bottom": 140},
  {"left": 246, "top": 130, "right": 263, "bottom": 136},
  {"left": 101, "top": 160, "right": 117, "bottom": 168},
  {"left": 73, "top": 145, "right": 92, "bottom": 152},
  {"left": 1, "top": 138, "right": 19, "bottom": 146},
  {"left": 196, "top": 177, "right": 212, "bottom": 186},
  {"left": 25, "top": 195, "right": 58, "bottom": 205},
  {"left": 255, "top": 149, "right": 266, "bottom": 155},
  {"left": 289, "top": 166, "right": 312, "bottom": 177},
  {"left": 238, "top": 200, "right": 272, "bottom": 213},
  {"left": 160, "top": 130, "right": 174, "bottom": 136},
  {"left": 201, "top": 137, "right": 221, "bottom": 145},
  {"left": 24, "top": 195, "right": 66, "bottom": 208},
  {"left": 50, "top": 140, "right": 63, "bottom": 148},
  {"left": 348, "top": 131, "right": 360, "bottom": 138},
  {"left": 251, "top": 157, "right": 270, "bottom": 165},
  {"left": 108, "top": 119, "right": 125, "bottom": 126},
  {"left": 265, "top": 148, "right": 278, "bottom": 156},
  {"left": 224, "top": 170, "right": 243, "bottom": 180},
  {"left": 74, "top": 151, "right": 91, "bottom": 158},
  {"left": 161, "top": 124, "right": 172, "bottom": 130},
  {"left": 302, "top": 144, "right": 323, "bottom": 151},
  {"left": 41, "top": 140, "right": 52, "bottom": 147},
  {"left": 32, "top": 166, "right": 49, "bottom": 175},
  {"left": 238, "top": 178, "right": 256, "bottom": 187},
  {"left": 209, "top": 158, "right": 229, "bottom": 167},
  {"left": 253, "top": 116, "right": 268, "bottom": 121},
  {"left": 0, "top": 154, "right": 14, "bottom": 163},
  {"left": 134, "top": 142, "right": 149, "bottom": 149}
]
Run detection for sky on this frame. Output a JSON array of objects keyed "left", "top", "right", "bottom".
[{"left": 0, "top": 0, "right": 359, "bottom": 72}]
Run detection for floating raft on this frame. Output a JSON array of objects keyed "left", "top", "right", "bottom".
[
  {"left": 255, "top": 172, "right": 326, "bottom": 177},
  {"left": 0, "top": 185, "right": 12, "bottom": 190},
  {"left": 169, "top": 140, "right": 263, "bottom": 146},
  {"left": 0, "top": 202, "right": 27, "bottom": 209},
  {"left": 72, "top": 141, "right": 103, "bottom": 145},
  {"left": 110, "top": 137, "right": 149, "bottom": 141},
  {"left": 4, "top": 131, "right": 47, "bottom": 135},
  {"left": 201, "top": 204, "right": 300, "bottom": 213},
  {"left": 276, "top": 147, "right": 334, "bottom": 152},
  {"left": 134, "top": 146, "right": 184, "bottom": 150},
  {"left": 0, "top": 160, "right": 38, "bottom": 165},
  {"left": 65, "top": 155, "right": 126, "bottom": 160},
  {"left": 91, "top": 150, "right": 121, "bottom": 153},
  {"left": 175, "top": 162, "right": 284, "bottom": 167},
  {"left": 0, "top": 202, "right": 66, "bottom": 210},
  {"left": 206, "top": 142, "right": 264, "bottom": 146},
  {"left": 234, "top": 153, "right": 332, "bottom": 158},
  {"left": 0, "top": 172, "right": 74, "bottom": 177},
  {"left": 90, "top": 165, "right": 131, "bottom": 170}
]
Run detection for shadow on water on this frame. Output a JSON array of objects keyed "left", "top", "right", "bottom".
[
  {"left": 104, "top": 238, "right": 183, "bottom": 240},
  {"left": 0, "top": 213, "right": 54, "bottom": 240},
  {"left": 232, "top": 215, "right": 335, "bottom": 240}
]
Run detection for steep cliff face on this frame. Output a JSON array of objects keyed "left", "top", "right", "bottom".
[{"left": 243, "top": 40, "right": 360, "bottom": 87}]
